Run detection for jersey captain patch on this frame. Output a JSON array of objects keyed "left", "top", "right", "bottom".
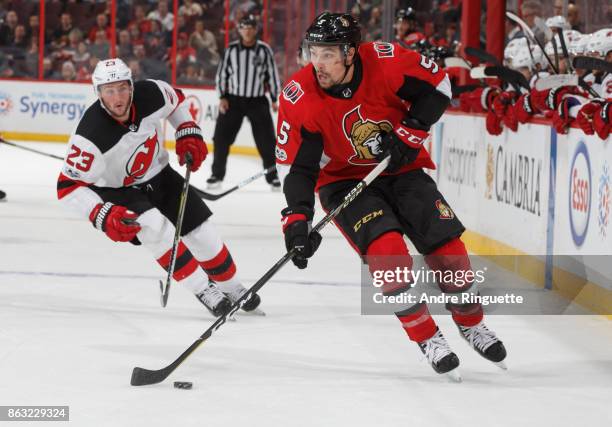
[{"left": 342, "top": 105, "right": 392, "bottom": 166}]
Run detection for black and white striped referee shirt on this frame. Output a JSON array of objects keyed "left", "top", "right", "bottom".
[{"left": 216, "top": 39, "right": 281, "bottom": 101}]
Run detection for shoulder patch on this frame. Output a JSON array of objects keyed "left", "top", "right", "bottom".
[
  {"left": 373, "top": 42, "right": 395, "bottom": 58},
  {"left": 282, "top": 80, "right": 304, "bottom": 104}
]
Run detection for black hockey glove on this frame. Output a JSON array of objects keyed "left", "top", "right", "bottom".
[
  {"left": 281, "top": 206, "right": 322, "bottom": 269},
  {"left": 377, "top": 117, "right": 429, "bottom": 173}
]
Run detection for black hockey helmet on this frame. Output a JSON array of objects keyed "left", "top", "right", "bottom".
[
  {"left": 239, "top": 14, "right": 258, "bottom": 28},
  {"left": 396, "top": 7, "right": 417, "bottom": 22},
  {"left": 304, "top": 12, "right": 361, "bottom": 52}
]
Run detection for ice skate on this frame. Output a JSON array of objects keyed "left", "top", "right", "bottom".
[
  {"left": 195, "top": 282, "right": 232, "bottom": 317},
  {"left": 418, "top": 328, "right": 462, "bottom": 382},
  {"left": 214, "top": 280, "right": 264, "bottom": 315},
  {"left": 457, "top": 321, "right": 507, "bottom": 370}
]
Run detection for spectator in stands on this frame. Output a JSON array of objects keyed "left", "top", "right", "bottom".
[
  {"left": 117, "top": 30, "right": 133, "bottom": 62},
  {"left": 73, "top": 41, "right": 91, "bottom": 70},
  {"left": 567, "top": 3, "right": 582, "bottom": 32},
  {"left": 12, "top": 24, "right": 28, "bottom": 49},
  {"left": 131, "top": 4, "right": 153, "bottom": 36},
  {"left": 133, "top": 42, "right": 168, "bottom": 81},
  {"left": 148, "top": 1, "right": 174, "bottom": 32},
  {"left": 88, "top": 13, "right": 111, "bottom": 44},
  {"left": 60, "top": 28, "right": 84, "bottom": 60},
  {"left": 60, "top": 61, "right": 77, "bottom": 81},
  {"left": 177, "top": 32, "right": 197, "bottom": 67},
  {"left": 0, "top": 10, "right": 18, "bottom": 46},
  {"left": 25, "top": 39, "right": 39, "bottom": 77},
  {"left": 128, "top": 24, "right": 145, "bottom": 46},
  {"left": 26, "top": 14, "right": 40, "bottom": 44},
  {"left": 190, "top": 20, "right": 220, "bottom": 66},
  {"left": 177, "top": 60, "right": 204, "bottom": 85},
  {"left": 42, "top": 58, "right": 59, "bottom": 80},
  {"left": 89, "top": 30, "right": 110, "bottom": 61},
  {"left": 518, "top": 1, "right": 545, "bottom": 45},
  {"left": 128, "top": 58, "right": 145, "bottom": 80},
  {"left": 179, "top": 0, "right": 203, "bottom": 17},
  {"left": 52, "top": 13, "right": 74, "bottom": 50},
  {"left": 365, "top": 7, "right": 383, "bottom": 41}
]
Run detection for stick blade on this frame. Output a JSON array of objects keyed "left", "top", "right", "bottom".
[
  {"left": 535, "top": 74, "right": 578, "bottom": 91},
  {"left": 131, "top": 366, "right": 171, "bottom": 386}
]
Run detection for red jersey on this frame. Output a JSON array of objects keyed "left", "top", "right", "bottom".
[{"left": 276, "top": 41, "right": 451, "bottom": 210}]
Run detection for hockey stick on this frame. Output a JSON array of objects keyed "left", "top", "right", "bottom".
[
  {"left": 470, "top": 66, "right": 529, "bottom": 91},
  {"left": 131, "top": 156, "right": 391, "bottom": 386},
  {"left": 0, "top": 137, "right": 64, "bottom": 160},
  {"left": 535, "top": 74, "right": 578, "bottom": 91},
  {"left": 444, "top": 57, "right": 472, "bottom": 70},
  {"left": 506, "top": 11, "right": 558, "bottom": 74},
  {"left": 573, "top": 56, "right": 612, "bottom": 73},
  {"left": 192, "top": 166, "right": 276, "bottom": 201},
  {"left": 464, "top": 46, "right": 501, "bottom": 66},
  {"left": 159, "top": 154, "right": 193, "bottom": 308}
]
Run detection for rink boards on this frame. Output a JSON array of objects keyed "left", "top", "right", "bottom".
[{"left": 431, "top": 112, "right": 611, "bottom": 315}]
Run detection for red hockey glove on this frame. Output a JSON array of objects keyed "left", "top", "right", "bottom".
[
  {"left": 576, "top": 101, "right": 603, "bottom": 136},
  {"left": 486, "top": 110, "right": 503, "bottom": 135},
  {"left": 530, "top": 87, "right": 549, "bottom": 112},
  {"left": 175, "top": 121, "right": 207, "bottom": 172},
  {"left": 593, "top": 102, "right": 611, "bottom": 140},
  {"left": 458, "top": 87, "right": 499, "bottom": 113},
  {"left": 281, "top": 207, "right": 322, "bottom": 269},
  {"left": 379, "top": 118, "right": 429, "bottom": 173},
  {"left": 544, "top": 86, "right": 582, "bottom": 112},
  {"left": 515, "top": 93, "right": 538, "bottom": 123},
  {"left": 89, "top": 202, "right": 141, "bottom": 242},
  {"left": 503, "top": 100, "right": 519, "bottom": 132},
  {"left": 492, "top": 91, "right": 515, "bottom": 117}
]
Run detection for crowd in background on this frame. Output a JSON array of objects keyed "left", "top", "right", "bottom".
[{"left": 0, "top": 0, "right": 610, "bottom": 141}]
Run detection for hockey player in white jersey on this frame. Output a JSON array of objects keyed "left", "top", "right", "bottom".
[{"left": 57, "top": 58, "right": 261, "bottom": 316}]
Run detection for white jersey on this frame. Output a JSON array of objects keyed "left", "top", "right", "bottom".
[
  {"left": 599, "top": 72, "right": 612, "bottom": 100},
  {"left": 58, "top": 79, "right": 192, "bottom": 219}
]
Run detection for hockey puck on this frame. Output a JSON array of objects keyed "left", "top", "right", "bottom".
[{"left": 173, "top": 381, "right": 193, "bottom": 390}]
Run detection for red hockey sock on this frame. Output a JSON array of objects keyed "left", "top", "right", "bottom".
[
  {"left": 426, "top": 238, "right": 483, "bottom": 327},
  {"left": 366, "top": 231, "right": 412, "bottom": 295},
  {"left": 395, "top": 303, "right": 438, "bottom": 342},
  {"left": 156, "top": 241, "right": 199, "bottom": 281},
  {"left": 199, "top": 244, "right": 236, "bottom": 282}
]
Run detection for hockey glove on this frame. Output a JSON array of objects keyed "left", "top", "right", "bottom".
[
  {"left": 576, "top": 101, "right": 604, "bottom": 136},
  {"left": 379, "top": 118, "right": 428, "bottom": 173},
  {"left": 89, "top": 202, "right": 141, "bottom": 242},
  {"left": 552, "top": 98, "right": 578, "bottom": 135},
  {"left": 175, "top": 121, "right": 207, "bottom": 172},
  {"left": 485, "top": 110, "right": 503, "bottom": 135},
  {"left": 593, "top": 102, "right": 611, "bottom": 140},
  {"left": 515, "top": 93, "right": 537, "bottom": 124},
  {"left": 281, "top": 206, "right": 322, "bottom": 269}
]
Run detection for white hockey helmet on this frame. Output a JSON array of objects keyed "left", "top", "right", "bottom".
[
  {"left": 504, "top": 37, "right": 528, "bottom": 67},
  {"left": 585, "top": 28, "right": 612, "bottom": 57},
  {"left": 569, "top": 33, "right": 589, "bottom": 56},
  {"left": 544, "top": 30, "right": 582, "bottom": 57},
  {"left": 545, "top": 15, "right": 571, "bottom": 31},
  {"left": 92, "top": 58, "right": 133, "bottom": 94}
]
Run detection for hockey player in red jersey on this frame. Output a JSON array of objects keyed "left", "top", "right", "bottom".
[
  {"left": 57, "top": 58, "right": 261, "bottom": 317},
  {"left": 276, "top": 13, "right": 507, "bottom": 379}
]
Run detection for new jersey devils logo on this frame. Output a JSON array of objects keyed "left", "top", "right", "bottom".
[
  {"left": 124, "top": 133, "right": 159, "bottom": 186},
  {"left": 342, "top": 105, "right": 392, "bottom": 166}
]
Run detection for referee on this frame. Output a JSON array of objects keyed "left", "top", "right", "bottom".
[{"left": 209, "top": 14, "right": 281, "bottom": 189}]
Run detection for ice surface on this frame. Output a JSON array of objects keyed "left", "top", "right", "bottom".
[{"left": 0, "top": 142, "right": 611, "bottom": 427}]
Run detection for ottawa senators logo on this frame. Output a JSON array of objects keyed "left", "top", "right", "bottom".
[
  {"left": 435, "top": 199, "right": 455, "bottom": 220},
  {"left": 342, "top": 105, "right": 392, "bottom": 166},
  {"left": 124, "top": 133, "right": 159, "bottom": 186}
]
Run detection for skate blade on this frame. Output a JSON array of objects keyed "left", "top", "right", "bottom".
[
  {"left": 270, "top": 186, "right": 281, "bottom": 192},
  {"left": 494, "top": 360, "right": 508, "bottom": 370},
  {"left": 207, "top": 183, "right": 222, "bottom": 190},
  {"left": 445, "top": 369, "right": 462, "bottom": 383},
  {"left": 247, "top": 308, "right": 266, "bottom": 316}
]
